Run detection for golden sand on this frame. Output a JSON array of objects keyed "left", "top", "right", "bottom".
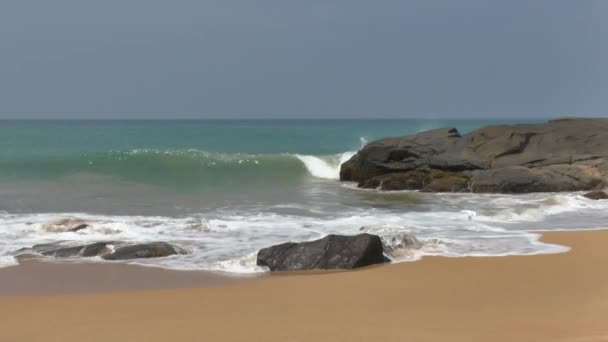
[{"left": 1, "top": 231, "right": 607, "bottom": 342}]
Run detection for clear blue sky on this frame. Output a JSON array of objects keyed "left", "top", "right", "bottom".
[{"left": 1, "top": 0, "right": 607, "bottom": 119}]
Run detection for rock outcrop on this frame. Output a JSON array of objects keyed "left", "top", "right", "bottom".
[
  {"left": 257, "top": 234, "right": 386, "bottom": 271},
  {"left": 341, "top": 119, "right": 608, "bottom": 193}
]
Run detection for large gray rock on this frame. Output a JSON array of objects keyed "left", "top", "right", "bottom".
[
  {"left": 257, "top": 234, "right": 386, "bottom": 271},
  {"left": 341, "top": 119, "right": 608, "bottom": 193}
]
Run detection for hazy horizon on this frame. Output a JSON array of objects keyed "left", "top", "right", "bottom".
[{"left": 1, "top": 0, "right": 607, "bottom": 119}]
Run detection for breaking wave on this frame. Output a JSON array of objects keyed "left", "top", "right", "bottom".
[{"left": 0, "top": 149, "right": 359, "bottom": 186}]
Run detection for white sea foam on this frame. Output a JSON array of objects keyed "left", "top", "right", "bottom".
[
  {"left": 295, "top": 151, "right": 356, "bottom": 180},
  {"left": 294, "top": 137, "right": 365, "bottom": 180},
  {"left": 2, "top": 191, "right": 604, "bottom": 273}
]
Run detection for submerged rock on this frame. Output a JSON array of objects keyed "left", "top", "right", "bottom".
[
  {"left": 16, "top": 241, "right": 115, "bottom": 258},
  {"left": 102, "top": 242, "right": 185, "bottom": 260},
  {"left": 341, "top": 119, "right": 608, "bottom": 193},
  {"left": 256, "top": 233, "right": 386, "bottom": 271},
  {"left": 15, "top": 241, "right": 186, "bottom": 261},
  {"left": 41, "top": 218, "right": 90, "bottom": 233},
  {"left": 583, "top": 190, "right": 608, "bottom": 200}
]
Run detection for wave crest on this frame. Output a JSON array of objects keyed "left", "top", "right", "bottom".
[{"left": 0, "top": 148, "right": 357, "bottom": 186}]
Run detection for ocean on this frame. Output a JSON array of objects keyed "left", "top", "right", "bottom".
[{"left": 1, "top": 119, "right": 607, "bottom": 272}]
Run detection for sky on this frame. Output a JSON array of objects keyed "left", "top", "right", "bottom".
[{"left": 0, "top": 0, "right": 607, "bottom": 119}]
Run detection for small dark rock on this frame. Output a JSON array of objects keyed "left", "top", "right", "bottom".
[
  {"left": 68, "top": 223, "right": 90, "bottom": 232},
  {"left": 583, "top": 190, "right": 608, "bottom": 200},
  {"left": 257, "top": 233, "right": 386, "bottom": 271}
]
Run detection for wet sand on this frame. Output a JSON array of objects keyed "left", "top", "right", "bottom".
[
  {"left": 1, "top": 230, "right": 608, "bottom": 342},
  {"left": 0, "top": 260, "right": 253, "bottom": 295}
]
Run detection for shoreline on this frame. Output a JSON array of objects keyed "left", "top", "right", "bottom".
[
  {"left": 0, "top": 259, "right": 261, "bottom": 296},
  {"left": 2, "top": 230, "right": 608, "bottom": 341},
  {"left": 0, "top": 228, "right": 602, "bottom": 296}
]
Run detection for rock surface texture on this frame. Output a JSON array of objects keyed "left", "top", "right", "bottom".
[
  {"left": 257, "top": 234, "right": 386, "bottom": 271},
  {"left": 341, "top": 119, "right": 608, "bottom": 193},
  {"left": 583, "top": 190, "right": 608, "bottom": 200},
  {"left": 15, "top": 241, "right": 186, "bottom": 261}
]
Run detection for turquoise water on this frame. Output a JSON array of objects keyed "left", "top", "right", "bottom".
[
  {"left": 0, "top": 119, "right": 536, "bottom": 155},
  {"left": 3, "top": 118, "right": 606, "bottom": 272},
  {"left": 0, "top": 119, "right": 539, "bottom": 188}
]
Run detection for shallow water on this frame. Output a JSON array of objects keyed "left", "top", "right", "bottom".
[{"left": 1, "top": 119, "right": 605, "bottom": 272}]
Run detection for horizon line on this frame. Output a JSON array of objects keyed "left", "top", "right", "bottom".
[{"left": 0, "top": 115, "right": 604, "bottom": 121}]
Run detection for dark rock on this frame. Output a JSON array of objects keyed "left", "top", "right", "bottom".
[
  {"left": 341, "top": 119, "right": 608, "bottom": 193},
  {"left": 583, "top": 190, "right": 608, "bottom": 200},
  {"left": 41, "top": 218, "right": 90, "bottom": 233},
  {"left": 16, "top": 241, "right": 116, "bottom": 258},
  {"left": 102, "top": 242, "right": 184, "bottom": 260},
  {"left": 257, "top": 234, "right": 386, "bottom": 271},
  {"left": 81, "top": 242, "right": 113, "bottom": 257},
  {"left": 421, "top": 175, "right": 470, "bottom": 193},
  {"left": 15, "top": 241, "right": 184, "bottom": 260},
  {"left": 470, "top": 165, "right": 603, "bottom": 193},
  {"left": 359, "top": 170, "right": 470, "bottom": 192},
  {"left": 358, "top": 172, "right": 428, "bottom": 190},
  {"left": 340, "top": 128, "right": 463, "bottom": 182},
  {"left": 68, "top": 223, "right": 90, "bottom": 232}
]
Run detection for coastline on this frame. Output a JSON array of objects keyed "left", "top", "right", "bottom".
[
  {"left": 0, "top": 260, "right": 258, "bottom": 296},
  {"left": 2, "top": 230, "right": 608, "bottom": 341}
]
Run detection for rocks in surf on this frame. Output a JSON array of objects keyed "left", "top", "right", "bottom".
[
  {"left": 583, "top": 190, "right": 608, "bottom": 200},
  {"left": 41, "top": 217, "right": 91, "bottom": 233},
  {"left": 102, "top": 242, "right": 185, "bottom": 260},
  {"left": 256, "top": 233, "right": 387, "bottom": 271},
  {"left": 14, "top": 241, "right": 186, "bottom": 261}
]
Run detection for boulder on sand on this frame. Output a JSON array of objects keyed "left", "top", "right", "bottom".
[
  {"left": 341, "top": 119, "right": 608, "bottom": 193},
  {"left": 257, "top": 233, "right": 386, "bottom": 271}
]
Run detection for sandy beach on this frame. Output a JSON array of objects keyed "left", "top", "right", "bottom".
[{"left": 0, "top": 230, "right": 606, "bottom": 342}]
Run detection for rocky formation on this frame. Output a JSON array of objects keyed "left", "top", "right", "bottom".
[
  {"left": 257, "top": 233, "right": 386, "bottom": 271},
  {"left": 15, "top": 241, "right": 185, "bottom": 261},
  {"left": 341, "top": 119, "right": 608, "bottom": 193},
  {"left": 583, "top": 190, "right": 608, "bottom": 200}
]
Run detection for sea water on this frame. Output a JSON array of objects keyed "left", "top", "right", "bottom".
[{"left": 1, "top": 119, "right": 607, "bottom": 272}]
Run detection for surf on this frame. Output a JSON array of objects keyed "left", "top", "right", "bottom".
[{"left": 0, "top": 148, "right": 359, "bottom": 187}]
